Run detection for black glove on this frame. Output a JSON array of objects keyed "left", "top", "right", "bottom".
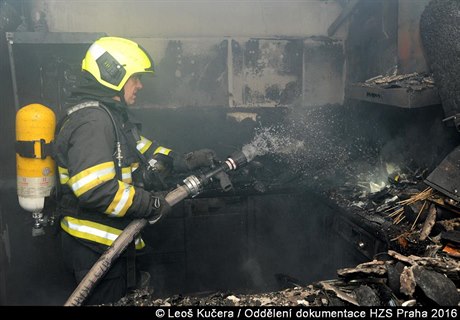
[
  {"left": 145, "top": 191, "right": 172, "bottom": 224},
  {"left": 183, "top": 148, "right": 218, "bottom": 170}
]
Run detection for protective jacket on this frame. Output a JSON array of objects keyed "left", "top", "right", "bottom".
[{"left": 54, "top": 97, "right": 173, "bottom": 253}]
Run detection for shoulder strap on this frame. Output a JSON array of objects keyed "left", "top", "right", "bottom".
[
  {"left": 58, "top": 100, "right": 124, "bottom": 180},
  {"left": 122, "top": 122, "right": 169, "bottom": 190},
  {"left": 66, "top": 100, "right": 100, "bottom": 116}
]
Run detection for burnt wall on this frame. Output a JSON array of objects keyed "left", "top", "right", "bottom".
[
  {"left": 135, "top": 37, "right": 344, "bottom": 108},
  {"left": 0, "top": 1, "right": 22, "bottom": 305},
  {"left": 346, "top": 0, "right": 399, "bottom": 83},
  {"left": 0, "top": 2, "right": 21, "bottom": 183}
]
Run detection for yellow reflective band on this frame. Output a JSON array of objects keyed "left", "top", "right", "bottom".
[
  {"left": 105, "top": 181, "right": 135, "bottom": 217},
  {"left": 121, "top": 167, "right": 132, "bottom": 183},
  {"left": 131, "top": 162, "right": 140, "bottom": 172},
  {"left": 61, "top": 216, "right": 145, "bottom": 250},
  {"left": 136, "top": 136, "right": 152, "bottom": 154},
  {"left": 58, "top": 166, "right": 69, "bottom": 184},
  {"left": 154, "top": 146, "right": 172, "bottom": 156},
  {"left": 68, "top": 162, "right": 116, "bottom": 197}
]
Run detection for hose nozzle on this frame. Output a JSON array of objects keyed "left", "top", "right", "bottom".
[{"left": 225, "top": 150, "right": 248, "bottom": 171}]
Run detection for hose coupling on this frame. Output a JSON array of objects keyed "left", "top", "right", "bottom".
[{"left": 183, "top": 175, "right": 202, "bottom": 196}]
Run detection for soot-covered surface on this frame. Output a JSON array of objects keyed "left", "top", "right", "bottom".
[
  {"left": 114, "top": 101, "right": 460, "bottom": 306},
  {"left": 114, "top": 250, "right": 460, "bottom": 307},
  {"left": 420, "top": 0, "right": 460, "bottom": 119}
]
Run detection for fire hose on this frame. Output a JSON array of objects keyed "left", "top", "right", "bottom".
[{"left": 64, "top": 150, "right": 249, "bottom": 306}]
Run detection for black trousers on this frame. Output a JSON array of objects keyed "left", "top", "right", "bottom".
[{"left": 60, "top": 231, "right": 129, "bottom": 305}]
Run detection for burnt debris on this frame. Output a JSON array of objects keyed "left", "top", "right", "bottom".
[
  {"left": 362, "top": 72, "right": 436, "bottom": 93},
  {"left": 112, "top": 162, "right": 460, "bottom": 307},
  {"left": 114, "top": 250, "right": 459, "bottom": 307}
]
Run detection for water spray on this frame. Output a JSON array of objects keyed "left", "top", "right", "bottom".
[
  {"left": 64, "top": 150, "right": 250, "bottom": 306},
  {"left": 241, "top": 126, "right": 305, "bottom": 162}
]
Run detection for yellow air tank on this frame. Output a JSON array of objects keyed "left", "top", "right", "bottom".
[{"left": 16, "top": 103, "right": 56, "bottom": 213}]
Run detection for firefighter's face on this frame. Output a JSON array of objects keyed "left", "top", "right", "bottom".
[{"left": 123, "top": 75, "right": 143, "bottom": 105}]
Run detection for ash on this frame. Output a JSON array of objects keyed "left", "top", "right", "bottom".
[{"left": 114, "top": 249, "right": 459, "bottom": 307}]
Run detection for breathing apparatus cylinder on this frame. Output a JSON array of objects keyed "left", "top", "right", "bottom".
[{"left": 15, "top": 104, "right": 56, "bottom": 215}]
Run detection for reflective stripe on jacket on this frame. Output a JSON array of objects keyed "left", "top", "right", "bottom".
[
  {"left": 54, "top": 100, "right": 172, "bottom": 250},
  {"left": 61, "top": 216, "right": 145, "bottom": 250}
]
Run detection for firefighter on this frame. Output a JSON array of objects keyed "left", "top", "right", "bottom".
[{"left": 54, "top": 36, "right": 217, "bottom": 305}]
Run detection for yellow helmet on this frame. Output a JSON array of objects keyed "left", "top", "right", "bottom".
[{"left": 82, "top": 36, "right": 154, "bottom": 91}]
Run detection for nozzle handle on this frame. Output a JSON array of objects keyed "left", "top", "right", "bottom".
[{"left": 215, "top": 171, "right": 233, "bottom": 192}]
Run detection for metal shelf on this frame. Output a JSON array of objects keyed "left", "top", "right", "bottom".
[
  {"left": 6, "top": 31, "right": 106, "bottom": 44},
  {"left": 346, "top": 83, "right": 441, "bottom": 108}
]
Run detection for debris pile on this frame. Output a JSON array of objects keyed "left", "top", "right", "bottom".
[
  {"left": 361, "top": 72, "right": 436, "bottom": 92},
  {"left": 111, "top": 162, "right": 460, "bottom": 307},
  {"left": 328, "top": 160, "right": 460, "bottom": 259},
  {"left": 114, "top": 249, "right": 459, "bottom": 307}
]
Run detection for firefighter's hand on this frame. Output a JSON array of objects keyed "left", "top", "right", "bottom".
[
  {"left": 146, "top": 191, "right": 171, "bottom": 224},
  {"left": 184, "top": 148, "right": 218, "bottom": 170}
]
